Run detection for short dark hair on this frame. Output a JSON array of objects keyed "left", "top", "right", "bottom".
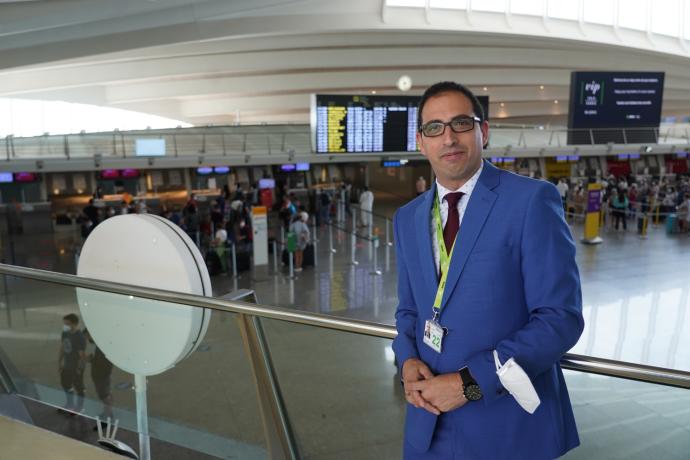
[
  {"left": 417, "top": 81, "right": 485, "bottom": 130},
  {"left": 63, "top": 313, "right": 79, "bottom": 325}
]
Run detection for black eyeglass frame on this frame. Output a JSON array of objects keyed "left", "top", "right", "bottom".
[{"left": 419, "top": 115, "right": 482, "bottom": 137}]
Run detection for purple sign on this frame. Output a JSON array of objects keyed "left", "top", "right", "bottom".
[{"left": 587, "top": 189, "right": 601, "bottom": 213}]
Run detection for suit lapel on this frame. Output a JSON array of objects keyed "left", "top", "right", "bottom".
[
  {"left": 415, "top": 185, "right": 438, "bottom": 297},
  {"left": 440, "top": 161, "right": 500, "bottom": 312}
]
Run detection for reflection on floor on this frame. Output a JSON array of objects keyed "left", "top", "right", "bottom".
[
  {"left": 0, "top": 198, "right": 689, "bottom": 458},
  {"left": 1, "top": 199, "right": 689, "bottom": 372}
]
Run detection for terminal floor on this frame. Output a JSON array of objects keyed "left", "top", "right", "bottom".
[
  {"left": 0, "top": 198, "right": 689, "bottom": 459},
  {"left": 2, "top": 199, "right": 690, "bottom": 372}
]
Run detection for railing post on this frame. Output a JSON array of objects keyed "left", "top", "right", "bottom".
[
  {"left": 273, "top": 240, "right": 278, "bottom": 272},
  {"left": 622, "top": 129, "right": 628, "bottom": 144},
  {"left": 174, "top": 129, "right": 179, "bottom": 158},
  {"left": 289, "top": 251, "right": 295, "bottom": 278},
  {"left": 237, "top": 314, "right": 299, "bottom": 460},
  {"left": 63, "top": 135, "right": 70, "bottom": 159},
  {"left": 589, "top": 129, "right": 595, "bottom": 145},
  {"left": 231, "top": 242, "right": 238, "bottom": 279}
]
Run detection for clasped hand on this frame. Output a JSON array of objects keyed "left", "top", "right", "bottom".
[{"left": 402, "top": 358, "right": 467, "bottom": 415}]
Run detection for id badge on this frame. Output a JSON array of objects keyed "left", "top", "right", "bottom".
[{"left": 423, "top": 319, "right": 444, "bottom": 353}]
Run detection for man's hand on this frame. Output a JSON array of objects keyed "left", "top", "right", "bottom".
[
  {"left": 406, "top": 372, "right": 468, "bottom": 413},
  {"left": 401, "top": 358, "right": 440, "bottom": 415}
]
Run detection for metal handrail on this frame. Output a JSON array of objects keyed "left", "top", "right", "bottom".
[{"left": 0, "top": 262, "right": 689, "bottom": 389}]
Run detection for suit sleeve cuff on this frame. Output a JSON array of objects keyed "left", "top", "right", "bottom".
[{"left": 465, "top": 350, "right": 507, "bottom": 406}]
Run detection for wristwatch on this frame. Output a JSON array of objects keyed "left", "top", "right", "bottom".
[{"left": 459, "top": 367, "right": 483, "bottom": 402}]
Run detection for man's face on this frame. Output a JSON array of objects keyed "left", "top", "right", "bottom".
[{"left": 417, "top": 91, "right": 488, "bottom": 188}]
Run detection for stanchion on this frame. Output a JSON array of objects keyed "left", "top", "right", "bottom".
[
  {"left": 385, "top": 218, "right": 392, "bottom": 247},
  {"left": 289, "top": 251, "right": 295, "bottom": 278},
  {"left": 639, "top": 213, "right": 649, "bottom": 239},
  {"left": 328, "top": 224, "right": 336, "bottom": 253},
  {"left": 231, "top": 242, "right": 238, "bottom": 278},
  {"left": 312, "top": 222, "right": 318, "bottom": 268},
  {"left": 272, "top": 240, "right": 278, "bottom": 272},
  {"left": 370, "top": 237, "right": 382, "bottom": 276},
  {"left": 367, "top": 219, "right": 374, "bottom": 261},
  {"left": 195, "top": 231, "right": 201, "bottom": 249},
  {"left": 350, "top": 213, "right": 358, "bottom": 266},
  {"left": 385, "top": 242, "right": 390, "bottom": 272},
  {"left": 654, "top": 205, "right": 660, "bottom": 226},
  {"left": 280, "top": 226, "right": 285, "bottom": 244}
]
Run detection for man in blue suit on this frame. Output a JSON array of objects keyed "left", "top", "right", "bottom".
[{"left": 393, "top": 81, "right": 584, "bottom": 459}]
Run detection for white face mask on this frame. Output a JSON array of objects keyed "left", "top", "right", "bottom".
[
  {"left": 62, "top": 325, "right": 71, "bottom": 333},
  {"left": 494, "top": 350, "right": 541, "bottom": 414}
]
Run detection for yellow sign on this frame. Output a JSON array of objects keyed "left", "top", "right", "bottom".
[{"left": 582, "top": 183, "right": 603, "bottom": 244}]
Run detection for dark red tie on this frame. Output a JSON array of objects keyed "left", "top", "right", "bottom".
[{"left": 443, "top": 192, "right": 464, "bottom": 252}]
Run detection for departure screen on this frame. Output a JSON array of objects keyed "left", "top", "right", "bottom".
[
  {"left": 312, "top": 94, "right": 489, "bottom": 153},
  {"left": 568, "top": 71, "right": 664, "bottom": 144}
]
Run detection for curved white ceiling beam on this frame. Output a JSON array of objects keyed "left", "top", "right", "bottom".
[{"left": 1, "top": 0, "right": 689, "bottom": 126}]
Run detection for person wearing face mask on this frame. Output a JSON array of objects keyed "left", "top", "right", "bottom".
[
  {"left": 393, "top": 81, "right": 583, "bottom": 459},
  {"left": 84, "top": 329, "right": 114, "bottom": 427},
  {"left": 58, "top": 314, "right": 86, "bottom": 414}
]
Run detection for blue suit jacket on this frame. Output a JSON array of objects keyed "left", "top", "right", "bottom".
[{"left": 393, "top": 161, "right": 584, "bottom": 459}]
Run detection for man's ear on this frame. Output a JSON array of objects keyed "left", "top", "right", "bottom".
[
  {"left": 416, "top": 131, "right": 427, "bottom": 159},
  {"left": 481, "top": 121, "right": 489, "bottom": 148}
]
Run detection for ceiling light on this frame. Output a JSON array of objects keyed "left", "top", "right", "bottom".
[
  {"left": 500, "top": 102, "right": 505, "bottom": 107},
  {"left": 539, "top": 85, "right": 545, "bottom": 90},
  {"left": 483, "top": 87, "right": 488, "bottom": 91},
  {"left": 371, "top": 90, "right": 377, "bottom": 94},
  {"left": 554, "top": 100, "right": 559, "bottom": 104}
]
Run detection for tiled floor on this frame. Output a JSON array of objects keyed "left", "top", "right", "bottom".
[{"left": 0, "top": 194, "right": 689, "bottom": 459}]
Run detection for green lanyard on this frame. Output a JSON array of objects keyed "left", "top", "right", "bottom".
[{"left": 432, "top": 194, "right": 456, "bottom": 319}]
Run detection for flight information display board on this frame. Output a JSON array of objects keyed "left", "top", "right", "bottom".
[
  {"left": 568, "top": 71, "right": 664, "bottom": 144},
  {"left": 311, "top": 94, "right": 489, "bottom": 153}
]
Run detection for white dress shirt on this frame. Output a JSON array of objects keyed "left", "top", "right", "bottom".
[{"left": 430, "top": 161, "right": 484, "bottom": 275}]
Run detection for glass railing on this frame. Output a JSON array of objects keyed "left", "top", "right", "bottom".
[
  {"left": 0, "top": 263, "right": 688, "bottom": 459},
  {"left": 3, "top": 124, "right": 689, "bottom": 161}
]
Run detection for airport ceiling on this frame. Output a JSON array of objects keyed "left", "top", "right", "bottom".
[{"left": 1, "top": 0, "right": 690, "bottom": 127}]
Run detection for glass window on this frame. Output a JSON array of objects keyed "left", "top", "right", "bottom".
[
  {"left": 547, "top": 0, "right": 579, "bottom": 20},
  {"left": 583, "top": 0, "right": 615, "bottom": 25},
  {"left": 430, "top": 0, "right": 468, "bottom": 9},
  {"left": 651, "top": 0, "right": 680, "bottom": 37},
  {"left": 618, "top": 0, "right": 647, "bottom": 31},
  {"left": 511, "top": 0, "right": 545, "bottom": 16},
  {"left": 0, "top": 98, "right": 190, "bottom": 137},
  {"left": 385, "top": 0, "right": 425, "bottom": 6}
]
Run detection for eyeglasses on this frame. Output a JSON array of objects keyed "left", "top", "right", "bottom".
[{"left": 419, "top": 115, "right": 481, "bottom": 137}]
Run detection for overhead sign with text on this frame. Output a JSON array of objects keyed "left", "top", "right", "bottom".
[
  {"left": 311, "top": 94, "right": 489, "bottom": 154},
  {"left": 567, "top": 71, "right": 664, "bottom": 145}
]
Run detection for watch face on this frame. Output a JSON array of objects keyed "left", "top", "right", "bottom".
[{"left": 465, "top": 384, "right": 483, "bottom": 401}]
